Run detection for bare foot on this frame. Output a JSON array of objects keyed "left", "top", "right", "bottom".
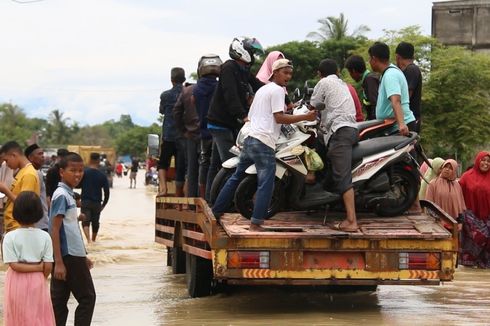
[
  {"left": 249, "top": 223, "right": 266, "bottom": 232},
  {"left": 332, "top": 220, "right": 359, "bottom": 232}
]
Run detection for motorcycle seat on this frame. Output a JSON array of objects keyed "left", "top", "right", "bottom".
[
  {"left": 355, "top": 119, "right": 383, "bottom": 133},
  {"left": 352, "top": 135, "right": 409, "bottom": 162}
]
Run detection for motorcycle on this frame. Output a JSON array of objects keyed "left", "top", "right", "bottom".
[
  {"left": 209, "top": 87, "right": 397, "bottom": 206},
  {"left": 234, "top": 118, "right": 426, "bottom": 218}
]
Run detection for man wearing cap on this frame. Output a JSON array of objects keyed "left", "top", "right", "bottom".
[
  {"left": 310, "top": 58, "right": 359, "bottom": 232},
  {"left": 212, "top": 59, "right": 317, "bottom": 231},
  {"left": 25, "top": 143, "right": 49, "bottom": 231},
  {"left": 79, "top": 152, "right": 110, "bottom": 242}
]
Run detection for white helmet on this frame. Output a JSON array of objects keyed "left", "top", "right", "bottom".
[
  {"left": 198, "top": 54, "right": 223, "bottom": 78},
  {"left": 229, "top": 37, "right": 264, "bottom": 64}
]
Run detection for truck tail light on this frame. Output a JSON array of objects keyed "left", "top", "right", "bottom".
[
  {"left": 399, "top": 252, "right": 440, "bottom": 270},
  {"left": 227, "top": 251, "right": 270, "bottom": 269}
]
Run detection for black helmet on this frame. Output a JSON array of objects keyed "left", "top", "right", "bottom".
[
  {"left": 229, "top": 37, "right": 264, "bottom": 64},
  {"left": 198, "top": 54, "right": 223, "bottom": 78}
]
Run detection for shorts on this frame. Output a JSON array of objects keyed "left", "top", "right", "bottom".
[
  {"left": 157, "top": 140, "right": 177, "bottom": 170},
  {"left": 129, "top": 171, "right": 137, "bottom": 179},
  {"left": 326, "top": 127, "right": 359, "bottom": 195},
  {"left": 81, "top": 201, "right": 102, "bottom": 233}
]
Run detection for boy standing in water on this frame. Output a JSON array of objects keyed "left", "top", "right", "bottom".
[{"left": 50, "top": 152, "right": 96, "bottom": 326}]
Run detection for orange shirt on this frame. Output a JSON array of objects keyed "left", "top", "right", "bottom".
[{"left": 3, "top": 164, "right": 40, "bottom": 233}]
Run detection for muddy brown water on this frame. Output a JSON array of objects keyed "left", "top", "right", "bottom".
[{"left": 1, "top": 173, "right": 489, "bottom": 326}]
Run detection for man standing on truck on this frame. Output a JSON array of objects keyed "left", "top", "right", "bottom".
[
  {"left": 310, "top": 59, "right": 360, "bottom": 232},
  {"left": 212, "top": 59, "right": 316, "bottom": 231},
  {"left": 158, "top": 67, "right": 187, "bottom": 196},
  {"left": 395, "top": 41, "right": 423, "bottom": 133},
  {"left": 368, "top": 42, "right": 416, "bottom": 135}
]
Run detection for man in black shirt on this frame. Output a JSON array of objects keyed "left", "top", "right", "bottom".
[
  {"left": 129, "top": 157, "right": 139, "bottom": 189},
  {"left": 396, "top": 42, "right": 422, "bottom": 132},
  {"left": 80, "top": 152, "right": 110, "bottom": 242}
]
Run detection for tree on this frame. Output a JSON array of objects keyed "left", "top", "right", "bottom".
[
  {"left": 0, "top": 103, "right": 38, "bottom": 146},
  {"left": 115, "top": 123, "right": 161, "bottom": 157},
  {"left": 307, "top": 13, "right": 370, "bottom": 42},
  {"left": 422, "top": 46, "right": 490, "bottom": 167},
  {"left": 260, "top": 41, "right": 324, "bottom": 91},
  {"left": 46, "top": 109, "right": 71, "bottom": 145}
]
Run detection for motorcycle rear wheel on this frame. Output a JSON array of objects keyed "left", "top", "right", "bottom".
[
  {"left": 234, "top": 175, "right": 284, "bottom": 219},
  {"left": 209, "top": 167, "right": 235, "bottom": 206},
  {"left": 375, "top": 167, "right": 418, "bottom": 217}
]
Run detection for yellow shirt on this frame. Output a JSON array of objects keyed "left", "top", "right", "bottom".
[{"left": 4, "top": 164, "right": 40, "bottom": 233}]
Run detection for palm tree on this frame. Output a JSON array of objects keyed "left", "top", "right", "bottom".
[
  {"left": 48, "top": 109, "right": 71, "bottom": 145},
  {"left": 307, "top": 13, "right": 370, "bottom": 41}
]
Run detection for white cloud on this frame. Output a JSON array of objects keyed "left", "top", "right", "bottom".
[{"left": 0, "top": 0, "right": 433, "bottom": 126}]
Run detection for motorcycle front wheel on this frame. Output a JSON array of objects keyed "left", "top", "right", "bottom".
[
  {"left": 234, "top": 175, "right": 285, "bottom": 219},
  {"left": 375, "top": 167, "right": 418, "bottom": 217}
]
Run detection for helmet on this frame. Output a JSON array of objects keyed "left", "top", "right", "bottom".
[
  {"left": 198, "top": 54, "right": 223, "bottom": 78},
  {"left": 229, "top": 37, "right": 264, "bottom": 64}
]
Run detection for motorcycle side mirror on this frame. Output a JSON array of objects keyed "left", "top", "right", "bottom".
[
  {"left": 147, "top": 134, "right": 160, "bottom": 158},
  {"left": 293, "top": 88, "right": 301, "bottom": 101}
]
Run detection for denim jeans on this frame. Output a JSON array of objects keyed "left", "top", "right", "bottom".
[
  {"left": 205, "top": 128, "right": 236, "bottom": 201},
  {"left": 212, "top": 137, "right": 276, "bottom": 225},
  {"left": 186, "top": 138, "right": 200, "bottom": 197},
  {"left": 199, "top": 138, "right": 213, "bottom": 190}
]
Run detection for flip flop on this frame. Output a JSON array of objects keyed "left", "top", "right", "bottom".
[{"left": 331, "top": 222, "right": 359, "bottom": 233}]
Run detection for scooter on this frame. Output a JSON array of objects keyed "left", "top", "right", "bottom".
[{"left": 234, "top": 129, "right": 424, "bottom": 219}]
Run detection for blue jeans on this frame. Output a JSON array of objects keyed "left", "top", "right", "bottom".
[
  {"left": 212, "top": 137, "right": 276, "bottom": 225},
  {"left": 205, "top": 128, "right": 236, "bottom": 201},
  {"left": 186, "top": 138, "right": 200, "bottom": 197}
]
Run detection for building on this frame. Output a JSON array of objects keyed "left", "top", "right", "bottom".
[{"left": 432, "top": 0, "right": 490, "bottom": 52}]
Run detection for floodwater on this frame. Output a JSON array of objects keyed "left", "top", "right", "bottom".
[{"left": 1, "top": 173, "right": 490, "bottom": 326}]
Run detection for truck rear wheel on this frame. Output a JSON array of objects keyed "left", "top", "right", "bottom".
[
  {"left": 186, "top": 253, "right": 213, "bottom": 298},
  {"left": 171, "top": 246, "right": 186, "bottom": 274}
]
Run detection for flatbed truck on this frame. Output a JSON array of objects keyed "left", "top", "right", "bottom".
[{"left": 155, "top": 196, "right": 457, "bottom": 297}]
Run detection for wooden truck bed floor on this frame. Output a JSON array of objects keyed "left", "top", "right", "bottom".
[{"left": 219, "top": 211, "right": 451, "bottom": 240}]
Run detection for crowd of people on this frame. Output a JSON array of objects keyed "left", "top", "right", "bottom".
[
  {"left": 0, "top": 143, "right": 111, "bottom": 325},
  {"left": 156, "top": 35, "right": 489, "bottom": 260}
]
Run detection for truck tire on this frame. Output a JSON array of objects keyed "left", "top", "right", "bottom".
[
  {"left": 375, "top": 167, "right": 418, "bottom": 217},
  {"left": 234, "top": 175, "right": 284, "bottom": 219},
  {"left": 186, "top": 253, "right": 213, "bottom": 298},
  {"left": 209, "top": 167, "right": 235, "bottom": 206},
  {"left": 171, "top": 246, "right": 186, "bottom": 274}
]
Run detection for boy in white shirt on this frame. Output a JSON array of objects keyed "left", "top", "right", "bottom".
[{"left": 212, "top": 59, "right": 317, "bottom": 231}]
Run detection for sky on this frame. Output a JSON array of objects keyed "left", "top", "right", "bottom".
[{"left": 0, "top": 0, "right": 437, "bottom": 126}]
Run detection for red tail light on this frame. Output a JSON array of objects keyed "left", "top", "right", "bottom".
[
  {"left": 227, "top": 251, "right": 270, "bottom": 269},
  {"left": 399, "top": 252, "right": 440, "bottom": 270}
]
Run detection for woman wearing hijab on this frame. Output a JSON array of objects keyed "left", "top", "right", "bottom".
[
  {"left": 458, "top": 151, "right": 490, "bottom": 267},
  {"left": 419, "top": 157, "right": 444, "bottom": 200},
  {"left": 425, "top": 159, "right": 466, "bottom": 219},
  {"left": 256, "top": 51, "right": 285, "bottom": 84}
]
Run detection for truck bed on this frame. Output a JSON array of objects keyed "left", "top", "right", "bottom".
[{"left": 219, "top": 211, "right": 452, "bottom": 240}]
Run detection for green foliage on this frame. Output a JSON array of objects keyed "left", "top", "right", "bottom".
[
  {"left": 0, "top": 103, "right": 39, "bottom": 146},
  {"left": 263, "top": 41, "right": 324, "bottom": 91},
  {"left": 422, "top": 46, "right": 490, "bottom": 167},
  {"left": 307, "top": 13, "right": 370, "bottom": 42},
  {"left": 115, "top": 123, "right": 161, "bottom": 157}
]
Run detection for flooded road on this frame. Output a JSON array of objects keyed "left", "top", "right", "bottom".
[{"left": 1, "top": 173, "right": 490, "bottom": 325}]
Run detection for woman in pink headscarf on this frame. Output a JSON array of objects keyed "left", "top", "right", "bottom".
[
  {"left": 256, "top": 51, "right": 285, "bottom": 84},
  {"left": 425, "top": 159, "right": 466, "bottom": 219}
]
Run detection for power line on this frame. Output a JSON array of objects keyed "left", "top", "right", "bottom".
[{"left": 10, "top": 0, "right": 45, "bottom": 3}]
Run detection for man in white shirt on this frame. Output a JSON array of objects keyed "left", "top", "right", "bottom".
[
  {"left": 310, "top": 59, "right": 359, "bottom": 232},
  {"left": 212, "top": 59, "right": 317, "bottom": 231}
]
